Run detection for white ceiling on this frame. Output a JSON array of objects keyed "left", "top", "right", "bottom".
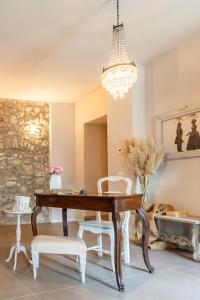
[{"left": 0, "top": 0, "right": 200, "bottom": 103}]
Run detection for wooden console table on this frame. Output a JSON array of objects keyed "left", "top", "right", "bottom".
[
  {"left": 31, "top": 192, "right": 154, "bottom": 291},
  {"left": 155, "top": 215, "right": 200, "bottom": 261}
]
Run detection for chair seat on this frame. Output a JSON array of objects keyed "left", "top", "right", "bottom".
[
  {"left": 31, "top": 235, "right": 87, "bottom": 255},
  {"left": 79, "top": 220, "right": 114, "bottom": 229}
]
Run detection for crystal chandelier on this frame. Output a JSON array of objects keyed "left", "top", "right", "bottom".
[{"left": 102, "top": 0, "right": 137, "bottom": 99}]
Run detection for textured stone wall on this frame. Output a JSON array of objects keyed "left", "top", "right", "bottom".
[{"left": 0, "top": 99, "right": 49, "bottom": 224}]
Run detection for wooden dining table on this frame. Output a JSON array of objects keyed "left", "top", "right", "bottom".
[{"left": 31, "top": 192, "right": 154, "bottom": 291}]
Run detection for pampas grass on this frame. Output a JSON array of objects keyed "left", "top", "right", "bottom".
[{"left": 123, "top": 137, "right": 164, "bottom": 176}]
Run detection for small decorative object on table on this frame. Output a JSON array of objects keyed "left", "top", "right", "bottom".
[
  {"left": 79, "top": 188, "right": 87, "bottom": 195},
  {"left": 123, "top": 137, "right": 164, "bottom": 205},
  {"left": 47, "top": 165, "right": 63, "bottom": 190},
  {"left": 51, "top": 188, "right": 74, "bottom": 195}
]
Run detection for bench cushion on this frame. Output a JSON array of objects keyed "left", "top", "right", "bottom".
[{"left": 31, "top": 235, "right": 87, "bottom": 255}]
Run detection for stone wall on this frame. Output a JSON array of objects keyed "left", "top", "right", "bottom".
[{"left": 0, "top": 99, "right": 49, "bottom": 224}]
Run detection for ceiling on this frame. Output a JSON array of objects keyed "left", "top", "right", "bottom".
[{"left": 0, "top": 0, "right": 200, "bottom": 103}]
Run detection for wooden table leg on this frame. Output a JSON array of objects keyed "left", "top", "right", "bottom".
[
  {"left": 135, "top": 208, "right": 154, "bottom": 273},
  {"left": 31, "top": 206, "right": 42, "bottom": 236},
  {"left": 62, "top": 208, "right": 68, "bottom": 236},
  {"left": 112, "top": 212, "right": 124, "bottom": 291}
]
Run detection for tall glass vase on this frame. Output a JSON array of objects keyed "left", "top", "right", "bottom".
[
  {"left": 49, "top": 174, "right": 62, "bottom": 190},
  {"left": 139, "top": 175, "right": 150, "bottom": 205}
]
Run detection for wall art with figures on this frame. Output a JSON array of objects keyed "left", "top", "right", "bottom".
[{"left": 156, "top": 104, "right": 200, "bottom": 160}]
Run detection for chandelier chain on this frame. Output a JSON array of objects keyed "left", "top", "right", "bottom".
[{"left": 117, "top": 0, "right": 119, "bottom": 25}]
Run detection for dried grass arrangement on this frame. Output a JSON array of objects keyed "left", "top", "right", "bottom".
[
  {"left": 123, "top": 137, "right": 164, "bottom": 204},
  {"left": 123, "top": 137, "right": 164, "bottom": 176}
]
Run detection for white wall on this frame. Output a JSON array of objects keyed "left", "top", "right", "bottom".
[
  {"left": 107, "top": 90, "right": 133, "bottom": 181},
  {"left": 50, "top": 102, "right": 75, "bottom": 222},
  {"left": 107, "top": 65, "right": 147, "bottom": 186},
  {"left": 133, "top": 65, "right": 147, "bottom": 138},
  {"left": 146, "top": 33, "right": 200, "bottom": 214}
]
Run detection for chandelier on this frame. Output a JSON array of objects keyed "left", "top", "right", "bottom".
[{"left": 102, "top": 0, "right": 137, "bottom": 99}]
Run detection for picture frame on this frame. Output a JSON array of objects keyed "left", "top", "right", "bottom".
[{"left": 155, "top": 104, "right": 200, "bottom": 160}]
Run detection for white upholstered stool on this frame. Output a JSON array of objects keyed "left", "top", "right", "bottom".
[{"left": 31, "top": 235, "right": 87, "bottom": 283}]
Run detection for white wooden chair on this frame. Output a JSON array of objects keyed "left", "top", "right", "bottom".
[
  {"left": 31, "top": 235, "right": 87, "bottom": 283},
  {"left": 78, "top": 176, "right": 132, "bottom": 272}
]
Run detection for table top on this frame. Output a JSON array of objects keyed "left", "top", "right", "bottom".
[
  {"left": 155, "top": 214, "right": 200, "bottom": 225},
  {"left": 35, "top": 191, "right": 141, "bottom": 198},
  {"left": 34, "top": 192, "right": 142, "bottom": 212}
]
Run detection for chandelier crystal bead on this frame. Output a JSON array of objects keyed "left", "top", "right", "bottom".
[{"left": 102, "top": 0, "right": 137, "bottom": 99}]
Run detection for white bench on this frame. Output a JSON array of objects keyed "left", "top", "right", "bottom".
[
  {"left": 31, "top": 235, "right": 87, "bottom": 283},
  {"left": 155, "top": 215, "right": 200, "bottom": 261}
]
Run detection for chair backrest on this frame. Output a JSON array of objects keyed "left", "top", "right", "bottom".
[
  {"left": 14, "top": 195, "right": 31, "bottom": 212},
  {"left": 97, "top": 176, "right": 132, "bottom": 225}
]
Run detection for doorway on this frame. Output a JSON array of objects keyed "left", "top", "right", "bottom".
[{"left": 84, "top": 115, "right": 108, "bottom": 219}]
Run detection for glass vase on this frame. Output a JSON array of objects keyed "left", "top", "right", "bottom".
[
  {"left": 49, "top": 174, "right": 62, "bottom": 190},
  {"left": 139, "top": 175, "right": 150, "bottom": 205}
]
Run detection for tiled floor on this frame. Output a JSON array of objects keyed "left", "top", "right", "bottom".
[{"left": 0, "top": 222, "right": 199, "bottom": 300}]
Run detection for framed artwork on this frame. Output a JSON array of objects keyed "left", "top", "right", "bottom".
[{"left": 156, "top": 104, "right": 200, "bottom": 160}]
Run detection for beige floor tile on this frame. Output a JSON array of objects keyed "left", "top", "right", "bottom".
[
  {"left": 4, "top": 256, "right": 89, "bottom": 294},
  {"left": 9, "top": 296, "right": 40, "bottom": 300},
  {"left": 0, "top": 265, "right": 32, "bottom": 299},
  {"left": 134, "top": 270, "right": 200, "bottom": 300},
  {"left": 35, "top": 281, "right": 150, "bottom": 300}
]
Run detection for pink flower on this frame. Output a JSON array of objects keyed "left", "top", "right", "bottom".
[
  {"left": 47, "top": 165, "right": 63, "bottom": 175},
  {"left": 54, "top": 166, "right": 63, "bottom": 174},
  {"left": 47, "top": 167, "right": 54, "bottom": 175}
]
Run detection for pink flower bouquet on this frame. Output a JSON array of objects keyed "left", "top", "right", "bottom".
[{"left": 47, "top": 165, "right": 63, "bottom": 175}]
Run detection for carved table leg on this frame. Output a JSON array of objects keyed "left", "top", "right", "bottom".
[
  {"left": 135, "top": 208, "right": 154, "bottom": 273},
  {"left": 31, "top": 206, "right": 42, "bottom": 236},
  {"left": 62, "top": 208, "right": 68, "bottom": 236},
  {"left": 112, "top": 212, "right": 124, "bottom": 291}
]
